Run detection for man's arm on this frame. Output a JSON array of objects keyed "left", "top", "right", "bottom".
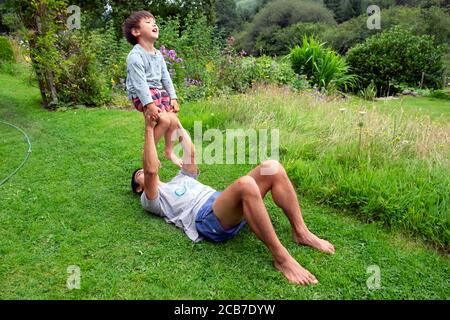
[{"left": 143, "top": 118, "right": 160, "bottom": 200}]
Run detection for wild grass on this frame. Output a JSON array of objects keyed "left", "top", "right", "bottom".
[{"left": 190, "top": 85, "right": 450, "bottom": 249}]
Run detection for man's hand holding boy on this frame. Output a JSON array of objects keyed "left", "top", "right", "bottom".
[{"left": 144, "top": 102, "right": 161, "bottom": 122}]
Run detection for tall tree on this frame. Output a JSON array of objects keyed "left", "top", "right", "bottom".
[
  {"left": 215, "top": 0, "right": 241, "bottom": 35},
  {"left": 323, "top": 0, "right": 363, "bottom": 23},
  {"left": 69, "top": 0, "right": 217, "bottom": 37},
  {"left": 15, "top": 0, "right": 67, "bottom": 108}
]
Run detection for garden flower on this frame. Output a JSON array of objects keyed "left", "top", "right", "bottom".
[
  {"left": 168, "top": 49, "right": 176, "bottom": 60},
  {"left": 160, "top": 45, "right": 167, "bottom": 55}
]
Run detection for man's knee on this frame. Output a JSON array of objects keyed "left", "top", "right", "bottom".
[
  {"left": 260, "top": 159, "right": 284, "bottom": 177},
  {"left": 237, "top": 176, "right": 259, "bottom": 196}
]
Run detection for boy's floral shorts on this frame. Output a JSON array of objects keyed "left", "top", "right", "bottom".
[{"left": 133, "top": 88, "right": 172, "bottom": 112}]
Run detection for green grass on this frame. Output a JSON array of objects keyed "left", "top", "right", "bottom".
[
  {"left": 0, "top": 70, "right": 449, "bottom": 299},
  {"left": 184, "top": 86, "right": 450, "bottom": 248},
  {"left": 372, "top": 96, "right": 450, "bottom": 123}
]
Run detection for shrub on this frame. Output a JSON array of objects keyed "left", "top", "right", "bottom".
[
  {"left": 270, "top": 22, "right": 332, "bottom": 56},
  {"left": 346, "top": 27, "right": 445, "bottom": 96},
  {"left": 54, "top": 30, "right": 112, "bottom": 107},
  {"left": 0, "top": 35, "right": 16, "bottom": 63},
  {"left": 235, "top": 0, "right": 336, "bottom": 56},
  {"left": 155, "top": 13, "right": 224, "bottom": 102},
  {"left": 289, "top": 36, "right": 357, "bottom": 92},
  {"left": 424, "top": 89, "right": 450, "bottom": 100},
  {"left": 217, "top": 44, "right": 307, "bottom": 94},
  {"left": 323, "top": 6, "right": 450, "bottom": 53}
]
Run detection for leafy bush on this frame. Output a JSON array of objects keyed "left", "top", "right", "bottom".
[
  {"left": 346, "top": 27, "right": 445, "bottom": 96},
  {"left": 50, "top": 28, "right": 114, "bottom": 107},
  {"left": 156, "top": 13, "right": 224, "bottom": 102},
  {"left": 425, "top": 89, "right": 450, "bottom": 100},
  {"left": 235, "top": 0, "right": 336, "bottom": 56},
  {"left": 270, "top": 22, "right": 332, "bottom": 56},
  {"left": 217, "top": 43, "right": 308, "bottom": 94},
  {"left": 323, "top": 6, "right": 450, "bottom": 53},
  {"left": 289, "top": 36, "right": 357, "bottom": 91},
  {"left": 323, "top": 0, "right": 396, "bottom": 23},
  {"left": 0, "top": 35, "right": 16, "bottom": 63}
]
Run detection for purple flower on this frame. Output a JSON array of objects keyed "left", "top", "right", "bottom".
[
  {"left": 168, "top": 49, "right": 176, "bottom": 60},
  {"left": 184, "top": 77, "right": 202, "bottom": 87},
  {"left": 175, "top": 57, "right": 183, "bottom": 63},
  {"left": 160, "top": 45, "right": 167, "bottom": 55}
]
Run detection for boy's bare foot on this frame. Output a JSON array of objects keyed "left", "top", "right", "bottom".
[
  {"left": 164, "top": 149, "right": 183, "bottom": 168},
  {"left": 293, "top": 229, "right": 335, "bottom": 254},
  {"left": 273, "top": 255, "right": 318, "bottom": 285}
]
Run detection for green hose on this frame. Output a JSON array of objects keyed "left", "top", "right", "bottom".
[{"left": 0, "top": 120, "right": 32, "bottom": 187}]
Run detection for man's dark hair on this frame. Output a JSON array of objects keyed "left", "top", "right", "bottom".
[
  {"left": 123, "top": 11, "right": 155, "bottom": 45},
  {"left": 131, "top": 168, "right": 143, "bottom": 195}
]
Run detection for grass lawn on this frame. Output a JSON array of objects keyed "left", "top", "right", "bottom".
[
  {"left": 0, "top": 70, "right": 449, "bottom": 299},
  {"left": 372, "top": 95, "right": 450, "bottom": 123}
]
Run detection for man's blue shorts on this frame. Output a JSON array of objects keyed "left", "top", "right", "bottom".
[{"left": 195, "top": 191, "right": 246, "bottom": 243}]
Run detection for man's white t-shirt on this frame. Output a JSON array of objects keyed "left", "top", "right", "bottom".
[{"left": 141, "top": 169, "right": 216, "bottom": 242}]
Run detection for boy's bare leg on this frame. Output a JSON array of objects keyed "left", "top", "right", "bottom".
[
  {"left": 153, "top": 111, "right": 170, "bottom": 144},
  {"left": 212, "top": 176, "right": 318, "bottom": 285},
  {"left": 176, "top": 119, "right": 198, "bottom": 175},
  {"left": 247, "top": 160, "right": 335, "bottom": 254},
  {"left": 161, "top": 114, "right": 183, "bottom": 168}
]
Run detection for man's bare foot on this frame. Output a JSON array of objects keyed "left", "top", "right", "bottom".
[
  {"left": 164, "top": 149, "right": 183, "bottom": 168},
  {"left": 273, "top": 255, "right": 318, "bottom": 285},
  {"left": 293, "top": 229, "right": 335, "bottom": 254}
]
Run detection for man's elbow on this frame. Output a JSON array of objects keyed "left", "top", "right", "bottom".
[{"left": 144, "top": 168, "right": 159, "bottom": 176}]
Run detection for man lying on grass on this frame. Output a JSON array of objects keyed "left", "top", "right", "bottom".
[{"left": 131, "top": 110, "right": 335, "bottom": 286}]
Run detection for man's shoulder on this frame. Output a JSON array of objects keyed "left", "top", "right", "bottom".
[{"left": 140, "top": 190, "right": 164, "bottom": 217}]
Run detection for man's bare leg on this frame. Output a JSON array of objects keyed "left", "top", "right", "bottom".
[
  {"left": 247, "top": 160, "right": 335, "bottom": 254},
  {"left": 212, "top": 176, "right": 318, "bottom": 285}
]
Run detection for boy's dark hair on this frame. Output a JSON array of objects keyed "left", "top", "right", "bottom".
[
  {"left": 123, "top": 11, "right": 155, "bottom": 45},
  {"left": 131, "top": 168, "right": 143, "bottom": 195}
]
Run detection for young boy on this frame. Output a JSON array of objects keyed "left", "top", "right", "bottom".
[{"left": 123, "top": 10, "right": 183, "bottom": 167}]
